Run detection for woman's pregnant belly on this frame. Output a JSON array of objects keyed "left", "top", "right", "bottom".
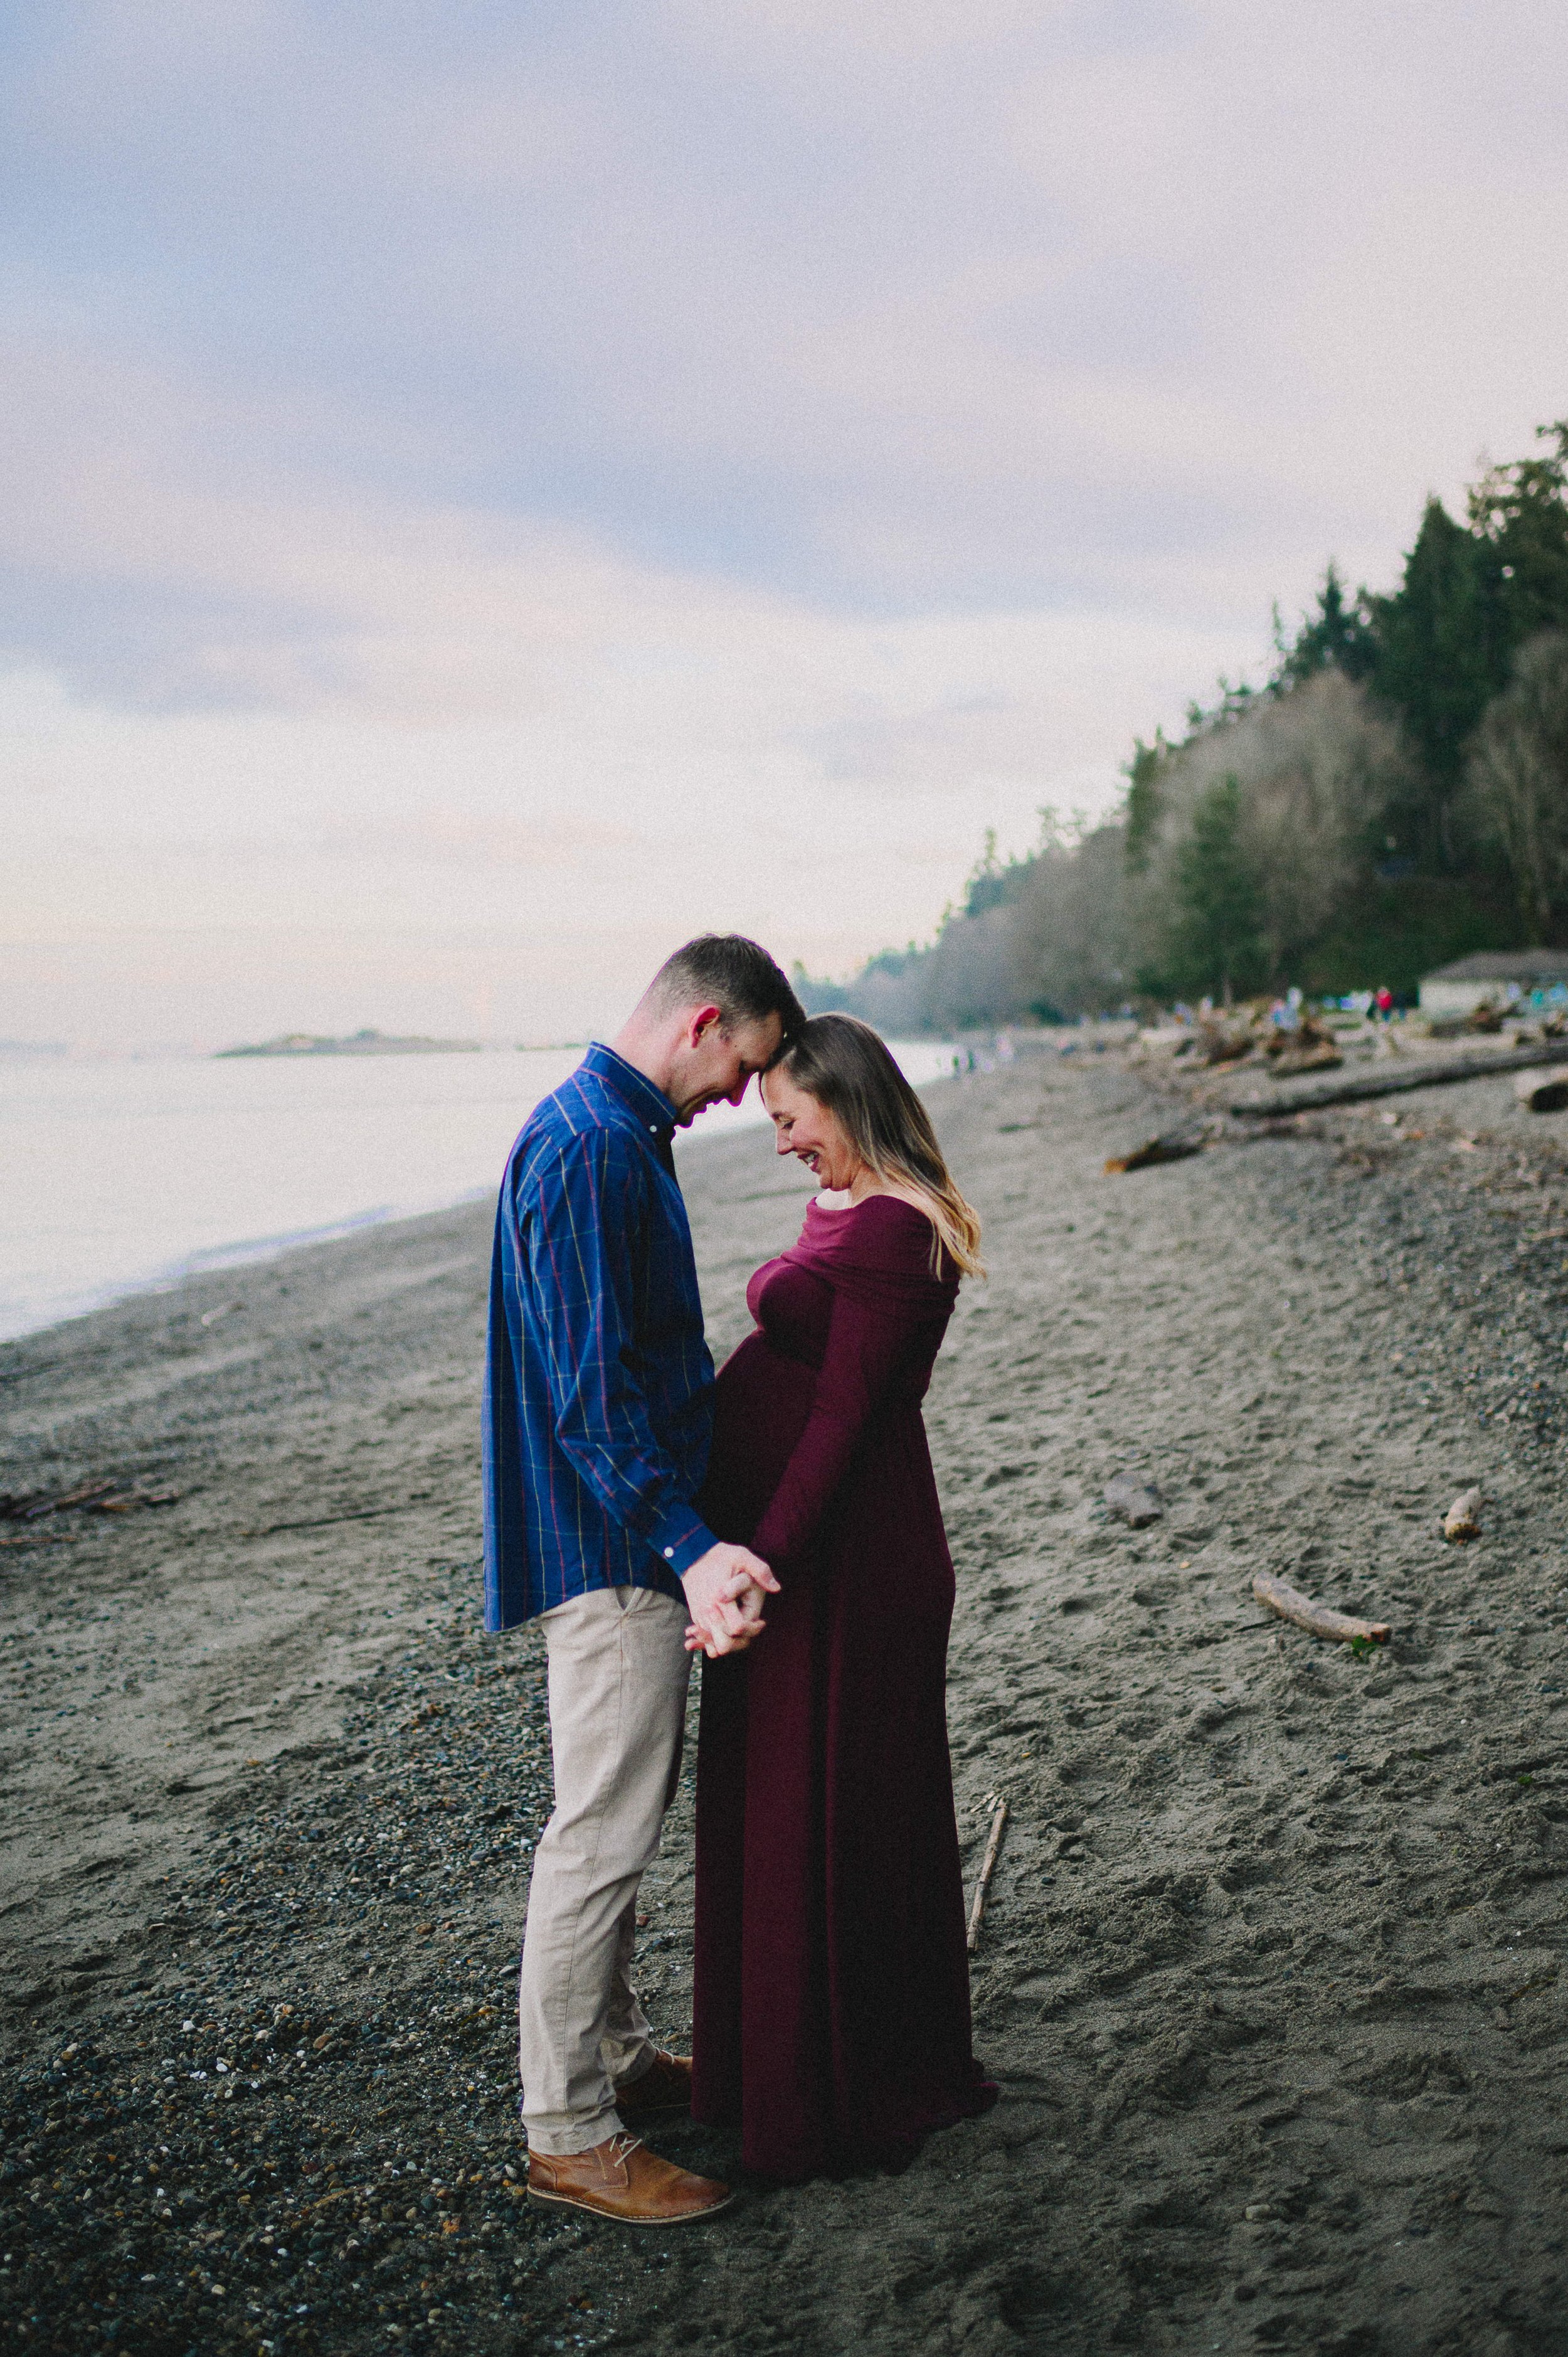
[{"left": 699, "top": 1331, "right": 818, "bottom": 1545}]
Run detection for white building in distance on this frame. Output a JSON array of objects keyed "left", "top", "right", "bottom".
[{"left": 1419, "top": 950, "right": 1568, "bottom": 1018}]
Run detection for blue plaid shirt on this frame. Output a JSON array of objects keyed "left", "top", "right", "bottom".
[{"left": 482, "top": 1043, "right": 719, "bottom": 1631}]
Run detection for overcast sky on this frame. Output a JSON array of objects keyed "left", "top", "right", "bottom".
[{"left": 4, "top": 0, "right": 1567, "bottom": 1048}]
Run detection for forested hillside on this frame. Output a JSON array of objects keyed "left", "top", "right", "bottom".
[{"left": 806, "top": 422, "right": 1568, "bottom": 1029}]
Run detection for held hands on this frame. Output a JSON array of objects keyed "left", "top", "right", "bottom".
[{"left": 681, "top": 1541, "right": 780, "bottom": 1659}]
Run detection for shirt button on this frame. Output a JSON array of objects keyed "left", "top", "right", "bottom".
[{"left": 662, "top": 1547, "right": 674, "bottom": 1558}]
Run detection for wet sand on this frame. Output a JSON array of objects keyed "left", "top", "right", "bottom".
[{"left": 4, "top": 1050, "right": 1568, "bottom": 2356}]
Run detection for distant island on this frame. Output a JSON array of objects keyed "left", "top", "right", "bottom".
[{"left": 216, "top": 1028, "right": 483, "bottom": 1059}]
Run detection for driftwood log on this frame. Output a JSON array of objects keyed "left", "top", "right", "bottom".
[
  {"left": 966, "top": 1796, "right": 1010, "bottom": 1953},
  {"left": 1229, "top": 1039, "right": 1568, "bottom": 1119},
  {"left": 1253, "top": 1572, "right": 1391, "bottom": 1646},
  {"left": 1267, "top": 1044, "right": 1343, "bottom": 1078}
]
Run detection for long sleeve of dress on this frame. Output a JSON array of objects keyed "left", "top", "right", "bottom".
[{"left": 748, "top": 1282, "right": 924, "bottom": 1572}]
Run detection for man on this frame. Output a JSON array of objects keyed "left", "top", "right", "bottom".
[{"left": 483, "top": 935, "right": 806, "bottom": 2225}]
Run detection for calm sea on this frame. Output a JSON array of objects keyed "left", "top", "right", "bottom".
[{"left": 1, "top": 1041, "right": 959, "bottom": 1343}]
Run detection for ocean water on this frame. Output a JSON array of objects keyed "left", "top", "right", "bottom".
[{"left": 0, "top": 1041, "right": 960, "bottom": 1343}]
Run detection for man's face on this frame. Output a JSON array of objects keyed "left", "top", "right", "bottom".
[{"left": 667, "top": 1006, "right": 784, "bottom": 1125}]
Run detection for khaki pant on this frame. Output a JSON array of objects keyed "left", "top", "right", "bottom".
[{"left": 517, "top": 1585, "right": 692, "bottom": 2154}]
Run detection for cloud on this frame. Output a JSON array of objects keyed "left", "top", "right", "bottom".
[
  {"left": 0, "top": 329, "right": 1236, "bottom": 781},
  {"left": 12, "top": 4, "right": 1565, "bottom": 627},
  {"left": 8, "top": 0, "right": 1567, "bottom": 645}
]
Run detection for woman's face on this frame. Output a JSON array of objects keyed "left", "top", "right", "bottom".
[{"left": 761, "top": 1067, "right": 862, "bottom": 1191}]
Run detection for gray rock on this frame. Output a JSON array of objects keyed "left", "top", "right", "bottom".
[{"left": 1104, "top": 1474, "right": 1163, "bottom": 1528}]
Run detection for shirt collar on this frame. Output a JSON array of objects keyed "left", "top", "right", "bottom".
[{"left": 582, "top": 1041, "right": 679, "bottom": 1141}]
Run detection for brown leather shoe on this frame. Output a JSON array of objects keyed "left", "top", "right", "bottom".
[
  {"left": 615, "top": 2048, "right": 692, "bottom": 2122},
  {"left": 526, "top": 2134, "right": 730, "bottom": 2225}
]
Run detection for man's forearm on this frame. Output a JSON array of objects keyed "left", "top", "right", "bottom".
[{"left": 549, "top": 1414, "right": 717, "bottom": 1574}]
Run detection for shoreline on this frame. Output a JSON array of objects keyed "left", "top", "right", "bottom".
[
  {"left": 5, "top": 1051, "right": 1568, "bottom": 2355},
  {"left": 1, "top": 1042, "right": 965, "bottom": 1349},
  {"left": 0, "top": 1188, "right": 500, "bottom": 1354}
]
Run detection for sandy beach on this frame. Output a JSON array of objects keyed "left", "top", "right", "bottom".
[{"left": 5, "top": 1047, "right": 1568, "bottom": 2357}]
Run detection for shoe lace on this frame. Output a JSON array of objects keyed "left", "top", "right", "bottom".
[{"left": 607, "top": 2134, "right": 644, "bottom": 2168}]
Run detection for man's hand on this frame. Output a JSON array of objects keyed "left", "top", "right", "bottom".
[
  {"left": 680, "top": 1542, "right": 780, "bottom": 1659},
  {"left": 681, "top": 1576, "right": 771, "bottom": 1656}
]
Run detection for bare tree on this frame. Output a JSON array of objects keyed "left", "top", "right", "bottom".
[
  {"left": 1008, "top": 821, "right": 1134, "bottom": 1015},
  {"left": 1467, "top": 632, "right": 1568, "bottom": 942},
  {"left": 1131, "top": 669, "right": 1411, "bottom": 986},
  {"left": 919, "top": 905, "right": 1017, "bottom": 1031}
]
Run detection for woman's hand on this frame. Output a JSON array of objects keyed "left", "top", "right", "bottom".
[
  {"left": 682, "top": 1577, "right": 772, "bottom": 1656},
  {"left": 681, "top": 1542, "right": 778, "bottom": 1657}
]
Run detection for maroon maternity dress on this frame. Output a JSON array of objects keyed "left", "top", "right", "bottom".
[{"left": 692, "top": 1193, "right": 995, "bottom": 2180}]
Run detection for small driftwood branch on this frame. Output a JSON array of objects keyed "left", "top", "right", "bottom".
[
  {"left": 1104, "top": 1134, "right": 1203, "bottom": 1174},
  {"left": 0, "top": 1477, "right": 115, "bottom": 1524},
  {"left": 0, "top": 1479, "right": 177, "bottom": 1528},
  {"left": 1229, "top": 1040, "right": 1568, "bottom": 1119},
  {"left": 1443, "top": 1486, "right": 1483, "bottom": 1543},
  {"left": 245, "top": 1503, "right": 416, "bottom": 1538},
  {"left": 1253, "top": 1572, "right": 1391, "bottom": 1646},
  {"left": 966, "top": 1796, "right": 1009, "bottom": 1953}
]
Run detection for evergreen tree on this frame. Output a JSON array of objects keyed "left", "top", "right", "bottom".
[
  {"left": 1123, "top": 737, "right": 1164, "bottom": 873},
  {"left": 1466, "top": 421, "right": 1568, "bottom": 687},
  {"left": 963, "top": 828, "right": 1007, "bottom": 916},
  {"left": 1366, "top": 498, "right": 1492, "bottom": 863},
  {"left": 1273, "top": 563, "right": 1378, "bottom": 688},
  {"left": 1166, "top": 776, "right": 1266, "bottom": 1002},
  {"left": 1363, "top": 428, "right": 1568, "bottom": 872}
]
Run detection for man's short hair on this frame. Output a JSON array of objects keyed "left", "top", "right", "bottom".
[{"left": 649, "top": 934, "right": 806, "bottom": 1040}]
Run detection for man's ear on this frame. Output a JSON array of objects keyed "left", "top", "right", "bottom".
[{"left": 686, "top": 1002, "right": 726, "bottom": 1048}]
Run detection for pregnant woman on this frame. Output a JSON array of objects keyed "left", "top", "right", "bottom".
[{"left": 691, "top": 1014, "right": 997, "bottom": 2180}]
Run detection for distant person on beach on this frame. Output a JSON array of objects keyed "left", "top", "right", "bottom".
[
  {"left": 483, "top": 935, "right": 804, "bottom": 2226},
  {"left": 691, "top": 1013, "right": 998, "bottom": 2179}
]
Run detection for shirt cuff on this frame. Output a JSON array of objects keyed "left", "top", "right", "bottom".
[{"left": 647, "top": 1505, "right": 718, "bottom": 1581}]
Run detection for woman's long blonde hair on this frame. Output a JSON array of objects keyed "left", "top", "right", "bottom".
[{"left": 770, "top": 1014, "right": 985, "bottom": 1278}]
